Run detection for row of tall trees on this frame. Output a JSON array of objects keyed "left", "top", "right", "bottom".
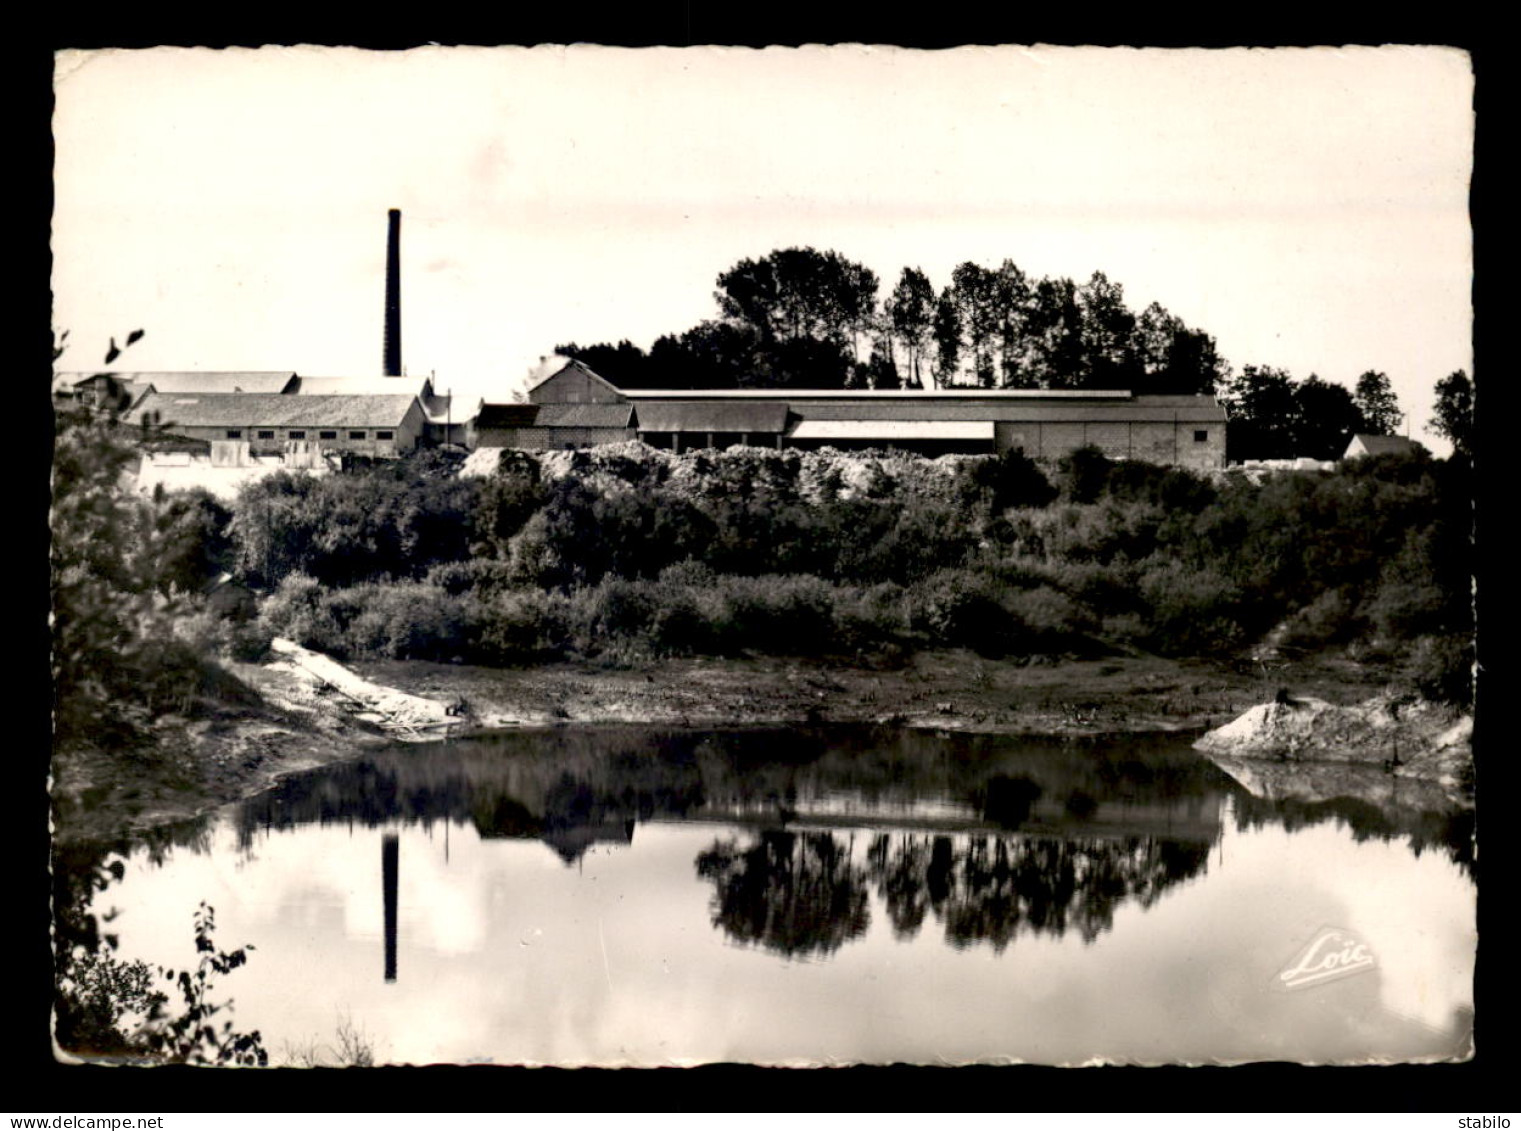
[
  {"left": 558, "top": 248, "right": 1228, "bottom": 395},
  {"left": 555, "top": 246, "right": 1464, "bottom": 465}
]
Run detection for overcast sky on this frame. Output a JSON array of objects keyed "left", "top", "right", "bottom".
[{"left": 52, "top": 44, "right": 1473, "bottom": 448}]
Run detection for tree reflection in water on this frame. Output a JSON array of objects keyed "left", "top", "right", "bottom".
[
  {"left": 1230, "top": 792, "right": 1475, "bottom": 878},
  {"left": 697, "top": 828, "right": 1214, "bottom": 957},
  {"left": 695, "top": 830, "right": 871, "bottom": 958}
]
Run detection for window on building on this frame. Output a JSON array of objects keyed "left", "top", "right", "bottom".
[
  {"left": 376, "top": 430, "right": 394, "bottom": 440},
  {"left": 225, "top": 430, "right": 242, "bottom": 439},
  {"left": 257, "top": 430, "right": 275, "bottom": 440},
  {"left": 289, "top": 430, "right": 306, "bottom": 439},
  {"left": 1194, "top": 430, "right": 1209, "bottom": 443},
  {"left": 319, "top": 430, "right": 337, "bottom": 440},
  {"left": 349, "top": 430, "right": 367, "bottom": 440}
]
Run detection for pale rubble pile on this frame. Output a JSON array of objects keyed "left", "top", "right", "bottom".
[
  {"left": 1194, "top": 693, "right": 1473, "bottom": 791},
  {"left": 458, "top": 446, "right": 507, "bottom": 479},
  {"left": 461, "top": 441, "right": 980, "bottom": 506}
]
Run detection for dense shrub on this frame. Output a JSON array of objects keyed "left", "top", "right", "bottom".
[
  {"left": 223, "top": 442, "right": 1472, "bottom": 703},
  {"left": 1027, "top": 558, "right": 1140, "bottom": 619},
  {"left": 1278, "top": 588, "right": 1362, "bottom": 651},
  {"left": 1055, "top": 445, "right": 1115, "bottom": 504},
  {"left": 909, "top": 570, "right": 1020, "bottom": 656},
  {"left": 345, "top": 583, "right": 474, "bottom": 662},
  {"left": 961, "top": 448, "right": 1058, "bottom": 512},
  {"left": 426, "top": 557, "right": 516, "bottom": 596},
  {"left": 174, "top": 606, "right": 276, "bottom": 664},
  {"left": 721, "top": 574, "right": 838, "bottom": 655},
  {"left": 474, "top": 587, "right": 570, "bottom": 665},
  {"left": 567, "top": 579, "right": 658, "bottom": 650},
  {"left": 475, "top": 449, "right": 548, "bottom": 557},
  {"left": 1406, "top": 634, "right": 1474, "bottom": 705},
  {"left": 1003, "top": 585, "right": 1099, "bottom": 653},
  {"left": 149, "top": 488, "right": 236, "bottom": 595},
  {"left": 833, "top": 583, "right": 911, "bottom": 655},
  {"left": 231, "top": 454, "right": 479, "bottom": 589},
  {"left": 1103, "top": 460, "right": 1216, "bottom": 513},
  {"left": 258, "top": 574, "right": 339, "bottom": 654},
  {"left": 649, "top": 586, "right": 725, "bottom": 656},
  {"left": 1134, "top": 562, "right": 1249, "bottom": 656}
]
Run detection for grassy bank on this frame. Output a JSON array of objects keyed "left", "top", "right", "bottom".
[{"left": 356, "top": 649, "right": 1393, "bottom": 735}]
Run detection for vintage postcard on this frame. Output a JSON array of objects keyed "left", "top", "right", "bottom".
[{"left": 49, "top": 43, "right": 1475, "bottom": 1069}]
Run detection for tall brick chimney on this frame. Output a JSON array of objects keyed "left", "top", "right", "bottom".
[{"left": 383, "top": 209, "right": 402, "bottom": 377}]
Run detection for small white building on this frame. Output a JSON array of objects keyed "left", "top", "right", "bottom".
[{"left": 1343, "top": 434, "right": 1427, "bottom": 461}]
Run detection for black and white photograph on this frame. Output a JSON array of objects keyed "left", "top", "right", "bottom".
[{"left": 48, "top": 43, "right": 1476, "bottom": 1069}]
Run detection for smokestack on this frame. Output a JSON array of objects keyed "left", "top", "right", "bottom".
[{"left": 383, "top": 209, "right": 402, "bottom": 377}]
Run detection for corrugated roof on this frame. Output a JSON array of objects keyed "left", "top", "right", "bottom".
[
  {"left": 634, "top": 401, "right": 790, "bottom": 433},
  {"left": 110, "top": 372, "right": 299, "bottom": 394},
  {"left": 534, "top": 403, "right": 634, "bottom": 428},
  {"left": 615, "top": 388, "right": 1223, "bottom": 424},
  {"left": 133, "top": 392, "right": 419, "bottom": 429},
  {"left": 476, "top": 403, "right": 541, "bottom": 428},
  {"left": 790, "top": 420, "right": 997, "bottom": 442},
  {"left": 294, "top": 375, "right": 433, "bottom": 397},
  {"left": 622, "top": 387, "right": 1131, "bottom": 400},
  {"left": 791, "top": 401, "right": 1224, "bottom": 424},
  {"left": 1132, "top": 395, "right": 1224, "bottom": 408}
]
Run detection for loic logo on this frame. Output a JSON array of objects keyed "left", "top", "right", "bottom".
[{"left": 1275, "top": 926, "right": 1377, "bottom": 990}]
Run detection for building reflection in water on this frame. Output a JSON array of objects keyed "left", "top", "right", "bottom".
[{"left": 218, "top": 727, "right": 1472, "bottom": 969}]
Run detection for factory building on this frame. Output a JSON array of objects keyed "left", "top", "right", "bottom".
[
  {"left": 56, "top": 209, "right": 1228, "bottom": 475},
  {"left": 485, "top": 359, "right": 1228, "bottom": 471},
  {"left": 128, "top": 391, "right": 427, "bottom": 458}
]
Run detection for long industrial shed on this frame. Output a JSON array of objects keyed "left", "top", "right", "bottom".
[{"left": 472, "top": 360, "right": 1228, "bottom": 471}]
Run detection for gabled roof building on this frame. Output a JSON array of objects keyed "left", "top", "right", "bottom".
[
  {"left": 129, "top": 392, "right": 426, "bottom": 457},
  {"left": 1343, "top": 433, "right": 1427, "bottom": 461}
]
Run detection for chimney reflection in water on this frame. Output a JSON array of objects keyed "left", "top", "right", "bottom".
[{"left": 382, "top": 833, "right": 399, "bottom": 983}]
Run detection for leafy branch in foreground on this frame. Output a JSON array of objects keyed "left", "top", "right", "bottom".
[{"left": 135, "top": 902, "right": 268, "bottom": 1067}]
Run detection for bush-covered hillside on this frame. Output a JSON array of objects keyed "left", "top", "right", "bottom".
[{"left": 226, "top": 442, "right": 1472, "bottom": 705}]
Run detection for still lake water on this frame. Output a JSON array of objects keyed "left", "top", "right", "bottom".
[{"left": 78, "top": 726, "right": 1475, "bottom": 1065}]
